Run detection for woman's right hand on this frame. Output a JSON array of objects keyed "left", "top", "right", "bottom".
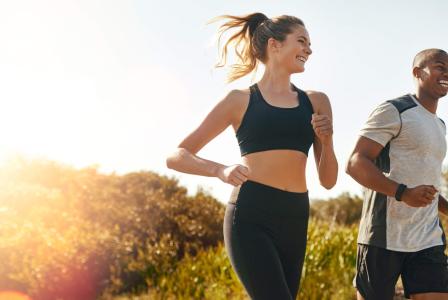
[{"left": 217, "top": 164, "right": 250, "bottom": 186}]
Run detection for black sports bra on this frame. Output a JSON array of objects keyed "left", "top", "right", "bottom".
[{"left": 235, "top": 83, "right": 315, "bottom": 156}]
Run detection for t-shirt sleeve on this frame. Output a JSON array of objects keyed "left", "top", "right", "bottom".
[{"left": 359, "top": 102, "right": 401, "bottom": 147}]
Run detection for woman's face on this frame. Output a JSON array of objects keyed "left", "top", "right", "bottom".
[{"left": 269, "top": 25, "right": 312, "bottom": 74}]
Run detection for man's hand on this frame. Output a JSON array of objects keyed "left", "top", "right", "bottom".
[{"left": 401, "top": 185, "right": 437, "bottom": 207}]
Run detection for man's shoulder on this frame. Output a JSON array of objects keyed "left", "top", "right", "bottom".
[{"left": 384, "top": 94, "right": 417, "bottom": 114}]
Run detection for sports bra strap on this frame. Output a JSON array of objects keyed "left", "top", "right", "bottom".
[{"left": 292, "top": 84, "right": 314, "bottom": 113}]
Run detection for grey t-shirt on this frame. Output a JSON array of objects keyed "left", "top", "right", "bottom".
[{"left": 357, "top": 94, "right": 446, "bottom": 252}]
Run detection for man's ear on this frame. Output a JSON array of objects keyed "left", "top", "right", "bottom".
[{"left": 412, "top": 66, "right": 421, "bottom": 79}]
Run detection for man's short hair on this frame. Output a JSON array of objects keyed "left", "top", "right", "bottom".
[{"left": 413, "top": 48, "right": 448, "bottom": 68}]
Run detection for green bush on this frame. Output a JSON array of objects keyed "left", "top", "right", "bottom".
[
  {"left": 310, "top": 192, "right": 363, "bottom": 226},
  {"left": 0, "top": 157, "right": 225, "bottom": 299},
  {"left": 112, "top": 220, "right": 358, "bottom": 300},
  {"left": 299, "top": 221, "right": 357, "bottom": 300},
  {"left": 2, "top": 156, "right": 446, "bottom": 300}
]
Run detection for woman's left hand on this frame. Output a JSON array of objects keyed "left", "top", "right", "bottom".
[{"left": 311, "top": 113, "right": 333, "bottom": 145}]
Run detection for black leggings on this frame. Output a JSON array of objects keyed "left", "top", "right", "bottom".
[{"left": 223, "top": 180, "right": 309, "bottom": 300}]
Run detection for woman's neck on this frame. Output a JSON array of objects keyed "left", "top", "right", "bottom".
[{"left": 258, "top": 68, "right": 292, "bottom": 93}]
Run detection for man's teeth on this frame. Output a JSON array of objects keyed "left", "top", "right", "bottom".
[
  {"left": 297, "top": 56, "right": 306, "bottom": 62},
  {"left": 440, "top": 80, "right": 448, "bottom": 87}
]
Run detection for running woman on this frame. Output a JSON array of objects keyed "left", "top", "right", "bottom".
[{"left": 167, "top": 12, "right": 338, "bottom": 299}]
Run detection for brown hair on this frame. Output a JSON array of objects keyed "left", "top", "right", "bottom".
[{"left": 209, "top": 12, "right": 305, "bottom": 83}]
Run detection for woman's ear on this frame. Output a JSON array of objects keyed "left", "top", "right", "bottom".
[{"left": 267, "top": 37, "right": 281, "bottom": 53}]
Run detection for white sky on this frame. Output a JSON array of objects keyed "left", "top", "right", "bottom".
[{"left": 1, "top": 0, "right": 447, "bottom": 203}]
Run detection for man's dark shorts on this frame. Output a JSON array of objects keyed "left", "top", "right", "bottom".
[{"left": 354, "top": 243, "right": 448, "bottom": 299}]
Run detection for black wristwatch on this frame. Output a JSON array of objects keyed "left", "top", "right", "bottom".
[{"left": 395, "top": 183, "right": 407, "bottom": 201}]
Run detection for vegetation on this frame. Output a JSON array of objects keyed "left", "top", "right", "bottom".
[{"left": 0, "top": 157, "right": 446, "bottom": 299}]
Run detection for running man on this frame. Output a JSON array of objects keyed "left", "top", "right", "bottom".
[{"left": 346, "top": 49, "right": 448, "bottom": 300}]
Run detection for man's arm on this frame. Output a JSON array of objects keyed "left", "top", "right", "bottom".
[
  {"left": 346, "top": 136, "right": 436, "bottom": 207},
  {"left": 346, "top": 136, "right": 399, "bottom": 197}
]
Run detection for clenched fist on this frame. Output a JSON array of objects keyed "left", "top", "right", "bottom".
[
  {"left": 401, "top": 185, "right": 438, "bottom": 207},
  {"left": 311, "top": 113, "right": 333, "bottom": 145},
  {"left": 217, "top": 164, "right": 250, "bottom": 186}
]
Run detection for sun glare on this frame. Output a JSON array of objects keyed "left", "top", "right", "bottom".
[{"left": 0, "top": 291, "right": 32, "bottom": 300}]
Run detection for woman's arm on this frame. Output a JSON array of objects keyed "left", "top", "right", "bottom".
[
  {"left": 307, "top": 91, "right": 338, "bottom": 189},
  {"left": 438, "top": 194, "right": 448, "bottom": 216},
  {"left": 166, "top": 90, "right": 250, "bottom": 186}
]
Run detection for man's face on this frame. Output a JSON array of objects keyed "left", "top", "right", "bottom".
[{"left": 416, "top": 53, "right": 448, "bottom": 99}]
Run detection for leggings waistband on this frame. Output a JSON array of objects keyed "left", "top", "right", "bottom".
[{"left": 228, "top": 180, "right": 309, "bottom": 217}]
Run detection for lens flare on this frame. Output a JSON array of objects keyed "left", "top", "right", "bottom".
[{"left": 0, "top": 291, "right": 32, "bottom": 300}]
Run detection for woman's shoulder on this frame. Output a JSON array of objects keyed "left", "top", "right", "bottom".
[
  {"left": 211, "top": 88, "right": 251, "bottom": 123},
  {"left": 220, "top": 88, "right": 251, "bottom": 109},
  {"left": 225, "top": 88, "right": 251, "bottom": 101},
  {"left": 304, "top": 90, "right": 332, "bottom": 113},
  {"left": 216, "top": 88, "right": 251, "bottom": 127},
  {"left": 304, "top": 90, "right": 330, "bottom": 102}
]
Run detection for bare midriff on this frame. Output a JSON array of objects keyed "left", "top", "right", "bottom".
[{"left": 240, "top": 149, "right": 308, "bottom": 193}]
